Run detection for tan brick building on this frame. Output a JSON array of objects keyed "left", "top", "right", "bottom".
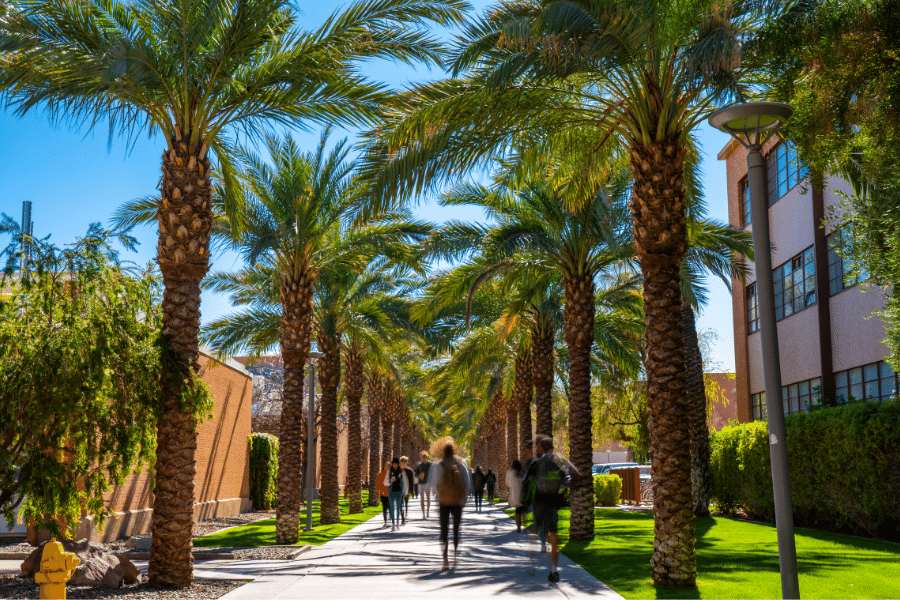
[{"left": 72, "top": 348, "right": 253, "bottom": 542}]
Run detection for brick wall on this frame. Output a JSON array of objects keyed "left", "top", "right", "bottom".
[{"left": 74, "top": 349, "right": 253, "bottom": 542}]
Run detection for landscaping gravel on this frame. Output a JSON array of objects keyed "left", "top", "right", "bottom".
[
  {"left": 0, "top": 574, "right": 246, "bottom": 599},
  {"left": 191, "top": 510, "right": 274, "bottom": 538}
]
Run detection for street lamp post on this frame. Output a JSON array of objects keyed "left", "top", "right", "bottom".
[
  {"left": 305, "top": 351, "right": 324, "bottom": 532},
  {"left": 709, "top": 102, "right": 800, "bottom": 600}
]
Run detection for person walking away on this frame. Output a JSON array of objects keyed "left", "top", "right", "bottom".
[
  {"left": 427, "top": 441, "right": 471, "bottom": 570},
  {"left": 525, "top": 435, "right": 573, "bottom": 583},
  {"left": 471, "top": 466, "right": 486, "bottom": 512},
  {"left": 485, "top": 468, "right": 497, "bottom": 504},
  {"left": 376, "top": 462, "right": 391, "bottom": 527},
  {"left": 383, "top": 457, "right": 408, "bottom": 531},
  {"left": 416, "top": 451, "right": 432, "bottom": 518},
  {"left": 520, "top": 440, "right": 537, "bottom": 534},
  {"left": 506, "top": 460, "right": 525, "bottom": 532},
  {"left": 400, "top": 456, "right": 415, "bottom": 524}
]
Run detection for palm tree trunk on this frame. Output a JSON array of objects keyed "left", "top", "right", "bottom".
[
  {"left": 274, "top": 274, "right": 315, "bottom": 545},
  {"left": 506, "top": 391, "right": 518, "bottom": 468},
  {"left": 564, "top": 274, "right": 596, "bottom": 541},
  {"left": 531, "top": 327, "right": 555, "bottom": 438},
  {"left": 518, "top": 346, "right": 534, "bottom": 456},
  {"left": 682, "top": 300, "right": 711, "bottom": 517},
  {"left": 345, "top": 347, "right": 364, "bottom": 514},
  {"left": 392, "top": 392, "right": 403, "bottom": 459},
  {"left": 495, "top": 397, "right": 508, "bottom": 500},
  {"left": 367, "top": 374, "right": 382, "bottom": 507},
  {"left": 149, "top": 141, "right": 214, "bottom": 587},
  {"left": 317, "top": 331, "right": 341, "bottom": 525},
  {"left": 631, "top": 140, "right": 695, "bottom": 586},
  {"left": 382, "top": 389, "right": 393, "bottom": 465}
]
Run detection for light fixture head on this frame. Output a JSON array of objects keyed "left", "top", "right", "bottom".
[{"left": 708, "top": 102, "right": 793, "bottom": 149}]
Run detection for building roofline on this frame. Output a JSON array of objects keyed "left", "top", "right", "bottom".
[
  {"left": 199, "top": 345, "right": 251, "bottom": 378},
  {"left": 717, "top": 139, "right": 740, "bottom": 161}
]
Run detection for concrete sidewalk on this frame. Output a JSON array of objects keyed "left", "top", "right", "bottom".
[{"left": 218, "top": 499, "right": 623, "bottom": 599}]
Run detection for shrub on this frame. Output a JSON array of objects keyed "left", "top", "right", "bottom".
[
  {"left": 249, "top": 433, "right": 279, "bottom": 510},
  {"left": 593, "top": 474, "right": 623, "bottom": 506},
  {"left": 710, "top": 399, "right": 900, "bottom": 540}
]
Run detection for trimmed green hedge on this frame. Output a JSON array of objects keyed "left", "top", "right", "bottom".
[
  {"left": 710, "top": 399, "right": 900, "bottom": 540},
  {"left": 593, "top": 474, "right": 623, "bottom": 506},
  {"left": 249, "top": 433, "right": 279, "bottom": 510}
]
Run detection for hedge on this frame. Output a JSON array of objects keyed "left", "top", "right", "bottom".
[
  {"left": 710, "top": 399, "right": 900, "bottom": 540},
  {"left": 593, "top": 474, "right": 623, "bottom": 506},
  {"left": 249, "top": 433, "right": 279, "bottom": 510}
]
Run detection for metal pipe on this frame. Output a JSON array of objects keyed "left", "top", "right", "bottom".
[{"left": 747, "top": 145, "right": 800, "bottom": 600}]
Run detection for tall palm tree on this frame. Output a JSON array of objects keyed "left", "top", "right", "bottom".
[
  {"left": 0, "top": 0, "right": 466, "bottom": 585},
  {"left": 199, "top": 131, "right": 427, "bottom": 539},
  {"left": 359, "top": 0, "right": 779, "bottom": 583},
  {"left": 428, "top": 175, "right": 638, "bottom": 539}
]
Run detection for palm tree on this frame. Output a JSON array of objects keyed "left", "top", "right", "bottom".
[
  {"left": 359, "top": 0, "right": 780, "bottom": 583},
  {"left": 0, "top": 0, "right": 466, "bottom": 585},
  {"left": 199, "top": 131, "right": 427, "bottom": 539},
  {"left": 428, "top": 175, "right": 638, "bottom": 539}
]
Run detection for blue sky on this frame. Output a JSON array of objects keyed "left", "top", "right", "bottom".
[{"left": 0, "top": 0, "right": 738, "bottom": 371}]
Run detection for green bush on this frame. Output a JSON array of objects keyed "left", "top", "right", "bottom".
[
  {"left": 249, "top": 433, "right": 279, "bottom": 510},
  {"left": 593, "top": 474, "right": 623, "bottom": 506},
  {"left": 710, "top": 399, "right": 900, "bottom": 540}
]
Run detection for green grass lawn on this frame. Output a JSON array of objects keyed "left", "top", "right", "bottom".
[
  {"left": 195, "top": 498, "right": 381, "bottom": 548},
  {"left": 510, "top": 507, "right": 900, "bottom": 599}
]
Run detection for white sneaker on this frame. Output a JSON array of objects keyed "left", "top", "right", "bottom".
[
  {"left": 392, "top": 525, "right": 396, "bottom": 532},
  {"left": 540, "top": 541, "right": 547, "bottom": 553}
]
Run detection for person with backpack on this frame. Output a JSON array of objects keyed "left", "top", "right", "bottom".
[
  {"left": 415, "top": 451, "right": 432, "bottom": 519},
  {"left": 471, "top": 466, "right": 486, "bottom": 511},
  {"left": 506, "top": 459, "right": 525, "bottom": 532},
  {"left": 426, "top": 440, "right": 472, "bottom": 570},
  {"left": 383, "top": 457, "right": 408, "bottom": 532},
  {"left": 485, "top": 468, "right": 497, "bottom": 504},
  {"left": 525, "top": 434, "right": 574, "bottom": 583}
]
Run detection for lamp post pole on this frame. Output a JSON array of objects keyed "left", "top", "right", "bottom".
[
  {"left": 709, "top": 102, "right": 800, "bottom": 600},
  {"left": 304, "top": 352, "right": 323, "bottom": 532}
]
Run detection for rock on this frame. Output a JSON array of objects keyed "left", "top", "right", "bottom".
[
  {"left": 20, "top": 539, "right": 146, "bottom": 588},
  {"left": 124, "top": 535, "right": 152, "bottom": 550}
]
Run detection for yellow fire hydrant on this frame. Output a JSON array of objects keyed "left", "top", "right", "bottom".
[{"left": 34, "top": 538, "right": 80, "bottom": 599}]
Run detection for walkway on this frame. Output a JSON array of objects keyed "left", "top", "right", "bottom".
[{"left": 216, "top": 499, "right": 622, "bottom": 600}]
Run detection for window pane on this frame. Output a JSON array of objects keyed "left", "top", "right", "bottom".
[
  {"left": 753, "top": 404, "right": 760, "bottom": 420},
  {"left": 850, "top": 384, "right": 863, "bottom": 401},
  {"left": 849, "top": 368, "right": 863, "bottom": 385},
  {"left": 864, "top": 364, "right": 879, "bottom": 382},
  {"left": 835, "top": 371, "right": 847, "bottom": 388},
  {"left": 799, "top": 381, "right": 810, "bottom": 396},
  {"left": 880, "top": 362, "right": 894, "bottom": 379},
  {"left": 865, "top": 381, "right": 879, "bottom": 399},
  {"left": 837, "top": 386, "right": 848, "bottom": 402},
  {"left": 880, "top": 377, "right": 895, "bottom": 400}
]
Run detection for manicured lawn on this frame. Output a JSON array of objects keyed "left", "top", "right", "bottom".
[
  {"left": 195, "top": 498, "right": 381, "bottom": 548},
  {"left": 510, "top": 507, "right": 900, "bottom": 599}
]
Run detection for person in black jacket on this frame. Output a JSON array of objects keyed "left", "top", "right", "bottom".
[
  {"left": 471, "top": 466, "right": 486, "bottom": 511},
  {"left": 485, "top": 468, "right": 497, "bottom": 504},
  {"left": 400, "top": 456, "right": 416, "bottom": 524}
]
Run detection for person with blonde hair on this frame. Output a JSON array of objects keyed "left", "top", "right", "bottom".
[
  {"left": 425, "top": 439, "right": 472, "bottom": 570},
  {"left": 376, "top": 461, "right": 391, "bottom": 527}
]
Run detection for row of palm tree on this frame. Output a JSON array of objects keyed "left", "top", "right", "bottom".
[{"left": 1, "top": 0, "right": 771, "bottom": 589}]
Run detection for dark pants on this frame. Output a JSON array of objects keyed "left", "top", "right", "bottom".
[
  {"left": 439, "top": 504, "right": 462, "bottom": 550},
  {"left": 486, "top": 484, "right": 495, "bottom": 503},
  {"left": 381, "top": 496, "right": 389, "bottom": 522},
  {"left": 403, "top": 495, "right": 410, "bottom": 519},
  {"left": 474, "top": 490, "right": 484, "bottom": 509}
]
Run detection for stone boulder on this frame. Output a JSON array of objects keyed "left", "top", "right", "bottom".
[{"left": 21, "top": 539, "right": 146, "bottom": 588}]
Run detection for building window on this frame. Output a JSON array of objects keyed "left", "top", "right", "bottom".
[
  {"left": 740, "top": 176, "right": 751, "bottom": 227},
  {"left": 835, "top": 361, "right": 898, "bottom": 403},
  {"left": 752, "top": 392, "right": 767, "bottom": 421},
  {"left": 781, "top": 377, "right": 821, "bottom": 415},
  {"left": 773, "top": 247, "right": 816, "bottom": 321},
  {"left": 747, "top": 282, "right": 759, "bottom": 333},
  {"left": 767, "top": 140, "right": 808, "bottom": 206},
  {"left": 826, "top": 225, "right": 867, "bottom": 296}
]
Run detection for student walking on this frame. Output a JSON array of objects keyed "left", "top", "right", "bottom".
[
  {"left": 525, "top": 435, "right": 573, "bottom": 583},
  {"left": 400, "top": 456, "right": 415, "bottom": 524},
  {"left": 427, "top": 440, "right": 471, "bottom": 570},
  {"left": 485, "top": 468, "right": 497, "bottom": 504},
  {"left": 415, "top": 451, "right": 432, "bottom": 518},
  {"left": 471, "top": 466, "right": 486, "bottom": 512},
  {"left": 506, "top": 459, "right": 525, "bottom": 532},
  {"left": 376, "top": 461, "right": 391, "bottom": 527},
  {"left": 383, "top": 457, "right": 408, "bottom": 531}
]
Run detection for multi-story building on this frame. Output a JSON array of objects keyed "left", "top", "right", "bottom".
[{"left": 720, "top": 138, "right": 894, "bottom": 422}]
